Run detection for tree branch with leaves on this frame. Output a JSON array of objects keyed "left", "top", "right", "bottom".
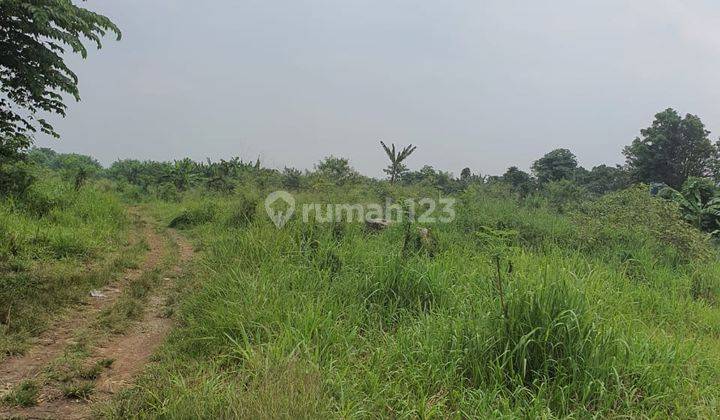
[{"left": 0, "top": 0, "right": 120, "bottom": 158}]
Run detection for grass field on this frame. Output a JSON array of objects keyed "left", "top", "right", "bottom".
[
  {"left": 3, "top": 157, "right": 720, "bottom": 417},
  {"left": 101, "top": 184, "right": 720, "bottom": 418}
]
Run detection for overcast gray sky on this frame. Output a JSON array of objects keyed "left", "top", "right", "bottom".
[{"left": 36, "top": 0, "right": 720, "bottom": 177}]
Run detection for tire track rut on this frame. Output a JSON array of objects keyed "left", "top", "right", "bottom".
[{"left": 0, "top": 211, "right": 193, "bottom": 419}]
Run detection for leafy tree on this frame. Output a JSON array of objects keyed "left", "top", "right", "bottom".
[
  {"left": 502, "top": 166, "right": 534, "bottom": 196},
  {"left": 576, "top": 164, "right": 629, "bottom": 195},
  {"left": 531, "top": 149, "right": 578, "bottom": 183},
  {"left": 709, "top": 139, "right": 720, "bottom": 184},
  {"left": 458, "top": 167, "right": 484, "bottom": 189},
  {"left": 0, "top": 159, "right": 33, "bottom": 195},
  {"left": 1, "top": 136, "right": 33, "bottom": 194},
  {"left": 1, "top": 136, "right": 30, "bottom": 163},
  {"left": 623, "top": 108, "right": 717, "bottom": 188},
  {"left": 28, "top": 148, "right": 102, "bottom": 178},
  {"left": 402, "top": 165, "right": 458, "bottom": 193},
  {"left": 0, "top": 0, "right": 120, "bottom": 156},
  {"left": 380, "top": 141, "right": 417, "bottom": 183},
  {"left": 164, "top": 159, "right": 199, "bottom": 192},
  {"left": 315, "top": 156, "right": 356, "bottom": 185},
  {"left": 544, "top": 179, "right": 587, "bottom": 213},
  {"left": 281, "top": 167, "right": 302, "bottom": 190}
]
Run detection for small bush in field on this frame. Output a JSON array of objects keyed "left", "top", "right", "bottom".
[
  {"left": 155, "top": 183, "right": 180, "bottom": 202},
  {"left": 21, "top": 178, "right": 72, "bottom": 217},
  {"left": 225, "top": 195, "right": 258, "bottom": 228},
  {"left": 544, "top": 179, "right": 588, "bottom": 213},
  {"left": 169, "top": 201, "right": 218, "bottom": 228}
]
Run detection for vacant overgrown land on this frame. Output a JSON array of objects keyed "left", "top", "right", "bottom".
[
  {"left": 4, "top": 1, "right": 720, "bottom": 417},
  {"left": 112, "top": 184, "right": 720, "bottom": 417},
  {"left": 3, "top": 148, "right": 720, "bottom": 418}
]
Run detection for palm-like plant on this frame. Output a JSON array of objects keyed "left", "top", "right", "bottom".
[
  {"left": 661, "top": 177, "right": 720, "bottom": 232},
  {"left": 380, "top": 141, "right": 417, "bottom": 184},
  {"left": 164, "top": 159, "right": 199, "bottom": 192}
]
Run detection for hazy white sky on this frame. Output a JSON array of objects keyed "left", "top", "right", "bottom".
[{"left": 36, "top": 0, "right": 720, "bottom": 177}]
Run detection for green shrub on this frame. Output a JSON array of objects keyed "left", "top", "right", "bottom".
[
  {"left": 573, "top": 185, "right": 711, "bottom": 264},
  {"left": 169, "top": 200, "right": 218, "bottom": 228},
  {"left": 224, "top": 194, "right": 258, "bottom": 228},
  {"left": 543, "top": 179, "right": 588, "bottom": 213},
  {"left": 21, "top": 177, "right": 72, "bottom": 217},
  {"left": 0, "top": 161, "right": 35, "bottom": 196},
  {"left": 155, "top": 183, "right": 180, "bottom": 202}
]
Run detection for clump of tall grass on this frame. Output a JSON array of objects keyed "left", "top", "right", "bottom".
[
  {"left": 689, "top": 267, "right": 720, "bottom": 304},
  {"left": 168, "top": 200, "right": 218, "bottom": 228},
  {"left": 455, "top": 264, "right": 688, "bottom": 415},
  {"left": 222, "top": 193, "right": 259, "bottom": 228},
  {"left": 361, "top": 256, "right": 441, "bottom": 323}
]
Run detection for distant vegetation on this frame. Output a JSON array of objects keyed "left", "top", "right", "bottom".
[{"left": 6, "top": 108, "right": 720, "bottom": 232}]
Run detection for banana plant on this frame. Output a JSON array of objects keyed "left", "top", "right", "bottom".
[
  {"left": 380, "top": 141, "right": 417, "bottom": 184},
  {"left": 660, "top": 177, "right": 720, "bottom": 232}
]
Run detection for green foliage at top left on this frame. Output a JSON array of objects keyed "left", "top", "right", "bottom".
[{"left": 0, "top": 0, "right": 120, "bottom": 150}]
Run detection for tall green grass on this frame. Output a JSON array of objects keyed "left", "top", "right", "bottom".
[
  {"left": 108, "top": 186, "right": 720, "bottom": 417},
  {"left": 0, "top": 175, "right": 131, "bottom": 358}
]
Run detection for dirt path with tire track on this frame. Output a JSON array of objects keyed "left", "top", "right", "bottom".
[{"left": 0, "top": 209, "right": 193, "bottom": 419}]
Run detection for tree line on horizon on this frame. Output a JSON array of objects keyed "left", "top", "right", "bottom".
[
  {"left": 4, "top": 108, "right": 720, "bottom": 195},
  {"left": 3, "top": 106, "right": 720, "bottom": 198},
  {"left": 2, "top": 1, "right": 720, "bottom": 228}
]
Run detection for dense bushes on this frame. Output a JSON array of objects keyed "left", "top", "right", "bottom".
[
  {"left": 458, "top": 184, "right": 713, "bottom": 266},
  {"left": 573, "top": 185, "right": 712, "bottom": 264}
]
